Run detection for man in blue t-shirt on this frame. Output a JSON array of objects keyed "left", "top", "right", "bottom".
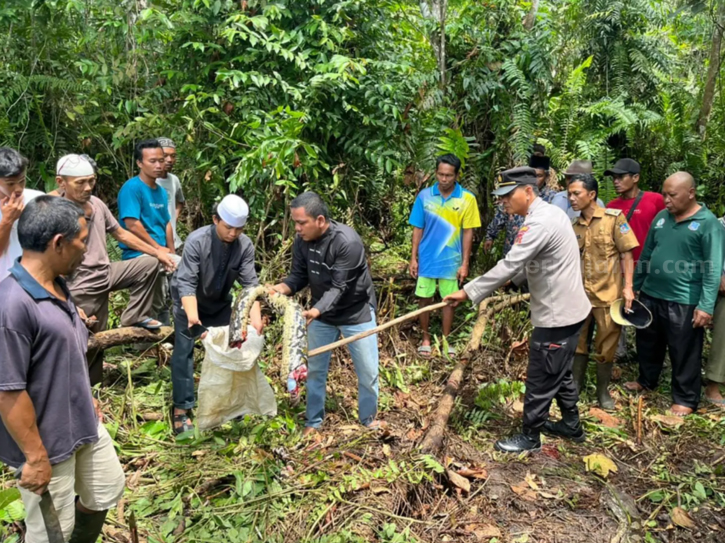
[
  {"left": 409, "top": 154, "right": 481, "bottom": 358},
  {"left": 118, "top": 139, "right": 175, "bottom": 323},
  {"left": 117, "top": 139, "right": 174, "bottom": 260}
]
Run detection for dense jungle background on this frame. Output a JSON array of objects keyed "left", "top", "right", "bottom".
[{"left": 1, "top": 1, "right": 725, "bottom": 542}]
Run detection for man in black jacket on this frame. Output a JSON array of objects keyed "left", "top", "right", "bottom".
[{"left": 272, "top": 192, "right": 384, "bottom": 435}]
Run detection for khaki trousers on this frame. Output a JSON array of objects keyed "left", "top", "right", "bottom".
[
  {"left": 576, "top": 307, "right": 622, "bottom": 363},
  {"left": 70, "top": 256, "right": 161, "bottom": 384},
  {"left": 17, "top": 423, "right": 125, "bottom": 543},
  {"left": 707, "top": 295, "right": 725, "bottom": 384}
]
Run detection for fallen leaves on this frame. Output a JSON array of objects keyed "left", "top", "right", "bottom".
[
  {"left": 670, "top": 507, "right": 695, "bottom": 529},
  {"left": 456, "top": 467, "right": 489, "bottom": 480},
  {"left": 588, "top": 407, "right": 622, "bottom": 428},
  {"left": 583, "top": 453, "right": 618, "bottom": 478},
  {"left": 464, "top": 524, "right": 502, "bottom": 541},
  {"left": 447, "top": 469, "right": 471, "bottom": 493},
  {"left": 511, "top": 482, "right": 537, "bottom": 501},
  {"left": 651, "top": 414, "right": 685, "bottom": 428}
]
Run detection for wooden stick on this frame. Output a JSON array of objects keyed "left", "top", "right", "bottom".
[
  {"left": 307, "top": 300, "right": 449, "bottom": 358},
  {"left": 419, "top": 293, "right": 530, "bottom": 453}
]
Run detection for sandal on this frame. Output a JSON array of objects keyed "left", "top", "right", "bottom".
[
  {"left": 446, "top": 345, "right": 456, "bottom": 359},
  {"left": 417, "top": 345, "right": 432, "bottom": 358},
  {"left": 173, "top": 409, "right": 194, "bottom": 435},
  {"left": 133, "top": 317, "right": 163, "bottom": 330}
]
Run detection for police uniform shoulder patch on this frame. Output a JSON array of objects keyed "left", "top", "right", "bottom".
[
  {"left": 605, "top": 208, "right": 622, "bottom": 216},
  {"left": 514, "top": 225, "right": 530, "bottom": 244},
  {"left": 619, "top": 222, "right": 631, "bottom": 235}
]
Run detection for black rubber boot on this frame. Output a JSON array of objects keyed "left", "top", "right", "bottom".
[
  {"left": 572, "top": 354, "right": 589, "bottom": 395},
  {"left": 494, "top": 428, "right": 541, "bottom": 453},
  {"left": 542, "top": 408, "right": 586, "bottom": 443},
  {"left": 68, "top": 508, "right": 108, "bottom": 543},
  {"left": 596, "top": 362, "right": 615, "bottom": 410}
]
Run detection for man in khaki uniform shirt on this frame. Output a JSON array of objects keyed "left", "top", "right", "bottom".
[
  {"left": 569, "top": 174, "right": 638, "bottom": 410},
  {"left": 446, "top": 167, "right": 591, "bottom": 453}
]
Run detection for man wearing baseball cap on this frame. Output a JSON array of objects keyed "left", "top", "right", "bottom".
[
  {"left": 605, "top": 158, "right": 665, "bottom": 363},
  {"left": 446, "top": 167, "right": 591, "bottom": 453},
  {"left": 170, "top": 194, "right": 263, "bottom": 434},
  {"left": 550, "top": 160, "right": 604, "bottom": 219},
  {"left": 605, "top": 159, "right": 665, "bottom": 263},
  {"left": 55, "top": 154, "right": 177, "bottom": 385}
]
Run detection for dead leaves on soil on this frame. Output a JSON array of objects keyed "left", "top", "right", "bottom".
[
  {"left": 588, "top": 407, "right": 623, "bottom": 428},
  {"left": 670, "top": 506, "right": 695, "bottom": 529}
]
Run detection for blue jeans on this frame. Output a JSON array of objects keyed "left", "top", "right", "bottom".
[
  {"left": 306, "top": 308, "right": 379, "bottom": 428},
  {"left": 170, "top": 309, "right": 196, "bottom": 410}
]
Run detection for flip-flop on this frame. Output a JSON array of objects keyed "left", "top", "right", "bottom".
[
  {"left": 417, "top": 345, "right": 432, "bottom": 358},
  {"left": 447, "top": 346, "right": 456, "bottom": 359},
  {"left": 705, "top": 396, "right": 725, "bottom": 406},
  {"left": 133, "top": 317, "right": 163, "bottom": 330}
]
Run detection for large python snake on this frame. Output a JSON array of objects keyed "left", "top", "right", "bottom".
[{"left": 229, "top": 286, "right": 308, "bottom": 402}]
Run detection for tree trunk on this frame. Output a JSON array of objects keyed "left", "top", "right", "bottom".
[
  {"left": 419, "top": 294, "right": 530, "bottom": 454},
  {"left": 87, "top": 326, "right": 174, "bottom": 351},
  {"left": 420, "top": 0, "right": 447, "bottom": 87},
  {"left": 522, "top": 0, "right": 540, "bottom": 31},
  {"left": 696, "top": 3, "right": 725, "bottom": 138}
]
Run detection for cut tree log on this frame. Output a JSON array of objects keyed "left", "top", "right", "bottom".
[
  {"left": 87, "top": 326, "right": 174, "bottom": 351},
  {"left": 419, "top": 293, "right": 530, "bottom": 454}
]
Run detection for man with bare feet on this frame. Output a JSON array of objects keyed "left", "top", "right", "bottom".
[{"left": 625, "top": 172, "right": 723, "bottom": 415}]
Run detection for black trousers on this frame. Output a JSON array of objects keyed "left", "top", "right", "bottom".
[
  {"left": 635, "top": 293, "right": 703, "bottom": 409},
  {"left": 523, "top": 320, "right": 585, "bottom": 432}
]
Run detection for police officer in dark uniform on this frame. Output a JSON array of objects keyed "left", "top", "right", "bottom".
[{"left": 445, "top": 167, "right": 592, "bottom": 453}]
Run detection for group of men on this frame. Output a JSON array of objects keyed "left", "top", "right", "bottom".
[
  {"left": 2, "top": 141, "right": 725, "bottom": 540},
  {"left": 414, "top": 153, "right": 724, "bottom": 452},
  {"left": 0, "top": 141, "right": 385, "bottom": 541}
]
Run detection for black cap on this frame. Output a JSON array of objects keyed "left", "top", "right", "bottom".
[
  {"left": 492, "top": 167, "right": 538, "bottom": 196},
  {"left": 528, "top": 155, "right": 550, "bottom": 170},
  {"left": 604, "top": 158, "right": 640, "bottom": 176}
]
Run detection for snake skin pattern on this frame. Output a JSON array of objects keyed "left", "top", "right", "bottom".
[{"left": 229, "top": 286, "right": 308, "bottom": 384}]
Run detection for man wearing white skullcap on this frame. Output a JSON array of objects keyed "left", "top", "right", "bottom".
[
  {"left": 54, "top": 153, "right": 178, "bottom": 385},
  {"left": 0, "top": 147, "right": 44, "bottom": 281},
  {"left": 170, "top": 194, "right": 262, "bottom": 434}
]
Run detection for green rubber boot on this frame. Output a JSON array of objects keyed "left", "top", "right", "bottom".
[
  {"left": 68, "top": 509, "right": 108, "bottom": 543},
  {"left": 596, "top": 362, "right": 615, "bottom": 411},
  {"left": 572, "top": 354, "right": 589, "bottom": 395}
]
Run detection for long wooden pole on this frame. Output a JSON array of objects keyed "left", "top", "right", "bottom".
[{"left": 307, "top": 300, "right": 449, "bottom": 358}]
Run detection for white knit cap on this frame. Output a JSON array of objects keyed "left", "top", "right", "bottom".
[
  {"left": 56, "top": 154, "right": 94, "bottom": 177},
  {"left": 217, "top": 195, "right": 249, "bottom": 228}
]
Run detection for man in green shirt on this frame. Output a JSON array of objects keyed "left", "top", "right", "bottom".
[{"left": 625, "top": 172, "right": 724, "bottom": 415}]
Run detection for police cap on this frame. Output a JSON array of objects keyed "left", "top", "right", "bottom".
[{"left": 492, "top": 166, "right": 538, "bottom": 196}]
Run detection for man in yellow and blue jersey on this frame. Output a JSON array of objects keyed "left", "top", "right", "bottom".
[{"left": 409, "top": 154, "right": 481, "bottom": 358}]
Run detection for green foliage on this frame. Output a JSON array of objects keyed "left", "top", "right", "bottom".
[{"left": 2, "top": 0, "right": 725, "bottom": 241}]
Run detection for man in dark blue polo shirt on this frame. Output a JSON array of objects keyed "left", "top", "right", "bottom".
[{"left": 0, "top": 196, "right": 124, "bottom": 543}]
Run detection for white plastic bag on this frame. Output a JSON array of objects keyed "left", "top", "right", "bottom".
[{"left": 196, "top": 325, "right": 277, "bottom": 430}]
